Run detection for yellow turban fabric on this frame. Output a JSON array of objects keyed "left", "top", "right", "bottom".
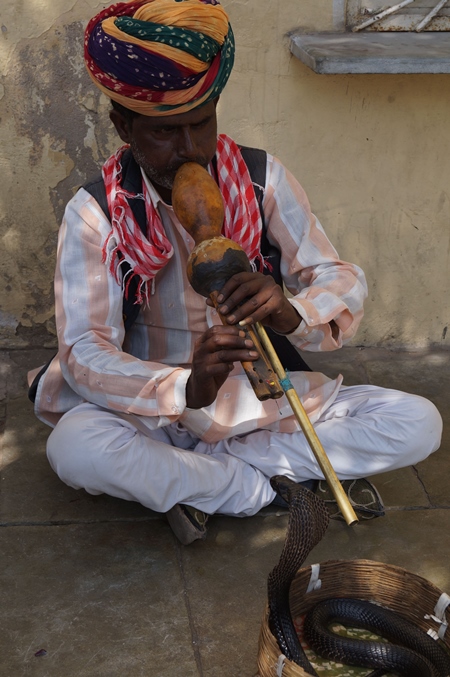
[{"left": 84, "top": 0, "right": 235, "bottom": 116}]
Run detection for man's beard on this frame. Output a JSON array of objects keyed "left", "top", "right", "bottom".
[
  {"left": 130, "top": 140, "right": 208, "bottom": 191},
  {"left": 130, "top": 140, "right": 178, "bottom": 190}
]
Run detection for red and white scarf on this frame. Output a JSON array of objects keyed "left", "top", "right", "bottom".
[{"left": 101, "top": 133, "right": 264, "bottom": 305}]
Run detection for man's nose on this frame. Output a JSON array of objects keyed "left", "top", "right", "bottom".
[{"left": 179, "top": 127, "right": 200, "bottom": 160}]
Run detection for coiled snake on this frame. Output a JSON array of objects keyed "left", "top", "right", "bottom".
[{"left": 268, "top": 476, "right": 450, "bottom": 677}]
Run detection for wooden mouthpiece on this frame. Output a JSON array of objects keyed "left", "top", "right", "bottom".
[{"left": 172, "top": 162, "right": 284, "bottom": 401}]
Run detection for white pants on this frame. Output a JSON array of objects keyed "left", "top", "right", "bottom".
[{"left": 47, "top": 385, "right": 442, "bottom": 517}]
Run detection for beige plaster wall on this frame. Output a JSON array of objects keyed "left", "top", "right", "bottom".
[{"left": 1, "top": 0, "right": 449, "bottom": 350}]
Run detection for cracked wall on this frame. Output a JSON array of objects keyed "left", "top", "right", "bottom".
[
  {"left": 0, "top": 2, "right": 117, "bottom": 348},
  {"left": 1, "top": 0, "right": 449, "bottom": 350}
]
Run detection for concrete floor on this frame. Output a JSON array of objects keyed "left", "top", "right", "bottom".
[{"left": 1, "top": 346, "right": 449, "bottom": 677}]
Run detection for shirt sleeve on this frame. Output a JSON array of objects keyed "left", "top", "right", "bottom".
[
  {"left": 54, "top": 188, "right": 190, "bottom": 425},
  {"left": 263, "top": 156, "right": 368, "bottom": 352}
]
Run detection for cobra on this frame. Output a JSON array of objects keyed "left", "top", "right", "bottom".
[{"left": 268, "top": 476, "right": 450, "bottom": 677}]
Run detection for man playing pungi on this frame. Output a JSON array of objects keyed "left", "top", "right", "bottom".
[{"left": 30, "top": 0, "right": 442, "bottom": 544}]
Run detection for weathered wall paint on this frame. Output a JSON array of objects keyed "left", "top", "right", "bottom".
[
  {"left": 0, "top": 0, "right": 448, "bottom": 349},
  {"left": 1, "top": 1, "right": 118, "bottom": 347}
]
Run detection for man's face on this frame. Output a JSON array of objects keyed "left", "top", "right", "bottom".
[{"left": 110, "top": 101, "right": 218, "bottom": 199}]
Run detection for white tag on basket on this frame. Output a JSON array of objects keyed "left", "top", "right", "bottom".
[
  {"left": 426, "top": 627, "right": 440, "bottom": 641},
  {"left": 434, "top": 592, "right": 450, "bottom": 640},
  {"left": 424, "top": 593, "right": 450, "bottom": 640},
  {"left": 276, "top": 654, "right": 286, "bottom": 676},
  {"left": 306, "top": 563, "right": 322, "bottom": 593}
]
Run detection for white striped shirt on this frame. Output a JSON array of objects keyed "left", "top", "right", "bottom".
[{"left": 32, "top": 152, "right": 367, "bottom": 442}]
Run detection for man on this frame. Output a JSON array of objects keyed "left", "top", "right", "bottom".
[{"left": 30, "top": 0, "right": 442, "bottom": 544}]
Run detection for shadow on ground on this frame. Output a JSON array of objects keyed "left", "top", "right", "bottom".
[{"left": 1, "top": 347, "right": 449, "bottom": 676}]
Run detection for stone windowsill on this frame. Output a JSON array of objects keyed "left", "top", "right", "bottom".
[{"left": 289, "top": 31, "right": 450, "bottom": 74}]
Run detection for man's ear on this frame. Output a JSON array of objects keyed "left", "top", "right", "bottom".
[{"left": 110, "top": 109, "right": 132, "bottom": 144}]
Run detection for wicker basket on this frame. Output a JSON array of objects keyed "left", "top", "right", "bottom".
[{"left": 257, "top": 559, "right": 450, "bottom": 677}]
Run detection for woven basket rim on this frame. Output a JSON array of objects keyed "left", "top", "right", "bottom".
[{"left": 257, "top": 558, "right": 450, "bottom": 677}]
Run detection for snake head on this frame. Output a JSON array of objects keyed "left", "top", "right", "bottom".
[
  {"left": 270, "top": 475, "right": 330, "bottom": 542},
  {"left": 270, "top": 475, "right": 297, "bottom": 504},
  {"left": 270, "top": 475, "right": 319, "bottom": 505}
]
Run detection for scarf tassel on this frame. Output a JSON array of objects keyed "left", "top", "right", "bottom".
[
  {"left": 102, "top": 232, "right": 153, "bottom": 307},
  {"left": 251, "top": 253, "right": 273, "bottom": 274}
]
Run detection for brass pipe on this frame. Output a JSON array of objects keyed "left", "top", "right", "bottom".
[{"left": 254, "top": 321, "right": 358, "bottom": 526}]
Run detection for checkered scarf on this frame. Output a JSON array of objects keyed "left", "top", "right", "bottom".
[{"left": 101, "top": 133, "right": 264, "bottom": 305}]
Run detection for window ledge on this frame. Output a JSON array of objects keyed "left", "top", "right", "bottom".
[{"left": 289, "top": 31, "right": 450, "bottom": 74}]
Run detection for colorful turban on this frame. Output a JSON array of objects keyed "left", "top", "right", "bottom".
[{"left": 84, "top": 0, "right": 235, "bottom": 116}]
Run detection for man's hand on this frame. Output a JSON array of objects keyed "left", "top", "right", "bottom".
[
  {"left": 186, "top": 325, "right": 259, "bottom": 409},
  {"left": 207, "top": 272, "right": 301, "bottom": 335}
]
